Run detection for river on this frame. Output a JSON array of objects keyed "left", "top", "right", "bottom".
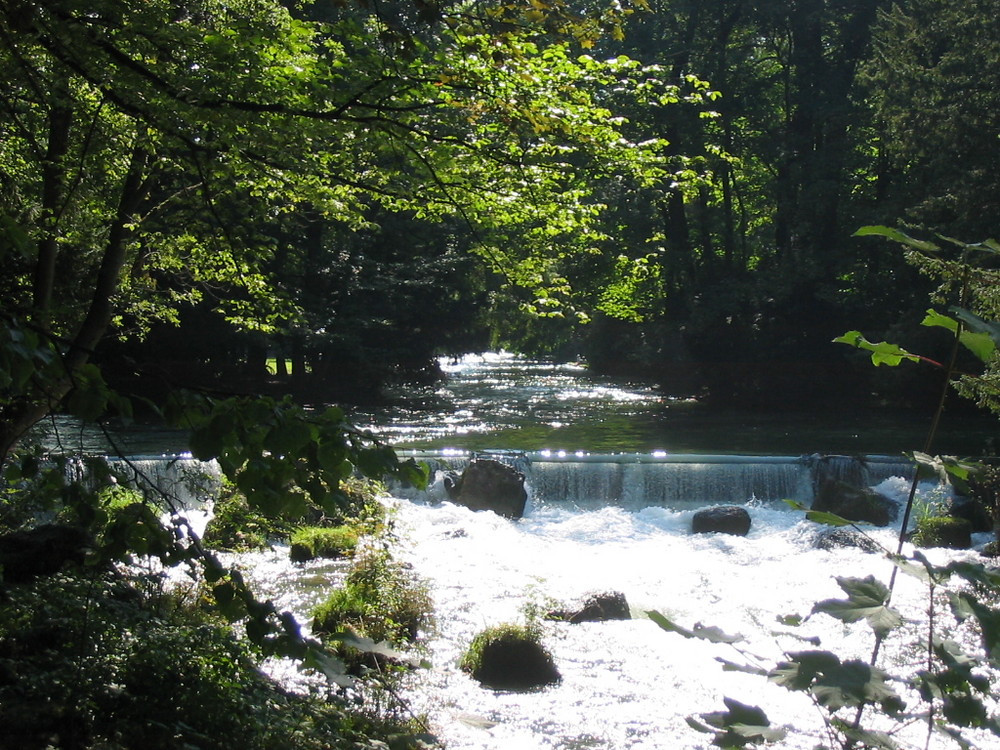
[
  {"left": 208, "top": 353, "right": 994, "bottom": 750},
  {"left": 37, "top": 352, "right": 999, "bottom": 748}
]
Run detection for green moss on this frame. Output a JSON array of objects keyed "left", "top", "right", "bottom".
[
  {"left": 459, "top": 622, "right": 539, "bottom": 674},
  {"left": 312, "top": 550, "right": 433, "bottom": 647},
  {"left": 912, "top": 515, "right": 973, "bottom": 549},
  {"left": 459, "top": 622, "right": 560, "bottom": 690},
  {"left": 289, "top": 525, "right": 359, "bottom": 562}
]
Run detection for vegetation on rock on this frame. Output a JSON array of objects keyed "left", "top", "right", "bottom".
[
  {"left": 460, "top": 622, "right": 561, "bottom": 691},
  {"left": 312, "top": 549, "right": 434, "bottom": 663},
  {"left": 290, "top": 525, "right": 360, "bottom": 562}
]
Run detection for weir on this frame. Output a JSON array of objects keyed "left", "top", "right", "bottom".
[
  {"left": 87, "top": 451, "right": 915, "bottom": 511},
  {"left": 400, "top": 450, "right": 915, "bottom": 509},
  {"left": 66, "top": 455, "right": 222, "bottom": 510}
]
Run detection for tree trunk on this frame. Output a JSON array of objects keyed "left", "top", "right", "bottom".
[{"left": 0, "top": 140, "right": 151, "bottom": 463}]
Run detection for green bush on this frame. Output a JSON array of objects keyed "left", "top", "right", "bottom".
[
  {"left": 312, "top": 550, "right": 433, "bottom": 648},
  {"left": 289, "top": 525, "right": 360, "bottom": 562},
  {"left": 0, "top": 571, "right": 431, "bottom": 750},
  {"left": 203, "top": 478, "right": 387, "bottom": 553}
]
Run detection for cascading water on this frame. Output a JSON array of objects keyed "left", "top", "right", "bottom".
[
  {"left": 395, "top": 450, "right": 915, "bottom": 510},
  {"left": 88, "top": 353, "right": 996, "bottom": 749}
]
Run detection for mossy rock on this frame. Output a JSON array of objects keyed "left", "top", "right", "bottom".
[
  {"left": 912, "top": 516, "right": 973, "bottom": 549},
  {"left": 812, "top": 480, "right": 897, "bottom": 527},
  {"left": 289, "top": 525, "right": 359, "bottom": 563},
  {"left": 460, "top": 623, "right": 560, "bottom": 691},
  {"left": 203, "top": 488, "right": 285, "bottom": 551},
  {"left": 311, "top": 551, "right": 433, "bottom": 648}
]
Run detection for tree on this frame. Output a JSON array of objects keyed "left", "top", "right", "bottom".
[
  {"left": 0, "top": 0, "right": 684, "bottom": 459},
  {"left": 862, "top": 0, "right": 1000, "bottom": 240}
]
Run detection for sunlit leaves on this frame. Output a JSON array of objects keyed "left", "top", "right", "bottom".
[
  {"left": 174, "top": 392, "right": 428, "bottom": 522},
  {"left": 646, "top": 610, "right": 743, "bottom": 644},
  {"left": 921, "top": 308, "right": 998, "bottom": 363},
  {"left": 833, "top": 331, "right": 920, "bottom": 367},
  {"left": 784, "top": 499, "right": 857, "bottom": 527},
  {"left": 854, "top": 225, "right": 942, "bottom": 254}
]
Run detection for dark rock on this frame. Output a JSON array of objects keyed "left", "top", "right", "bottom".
[
  {"left": 465, "top": 630, "right": 560, "bottom": 691},
  {"left": 812, "top": 480, "right": 897, "bottom": 527},
  {"left": 814, "top": 528, "right": 883, "bottom": 554},
  {"left": 914, "top": 517, "right": 973, "bottom": 549},
  {"left": 547, "top": 591, "right": 631, "bottom": 623},
  {"left": 949, "top": 498, "right": 993, "bottom": 533},
  {"left": 981, "top": 540, "right": 1000, "bottom": 558},
  {"left": 691, "top": 506, "right": 752, "bottom": 536},
  {"left": 443, "top": 471, "right": 462, "bottom": 500},
  {"left": 451, "top": 459, "right": 527, "bottom": 519},
  {"left": 0, "top": 525, "right": 90, "bottom": 583}
]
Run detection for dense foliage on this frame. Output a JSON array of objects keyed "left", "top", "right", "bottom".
[{"left": 1, "top": 0, "right": 998, "bottom": 746}]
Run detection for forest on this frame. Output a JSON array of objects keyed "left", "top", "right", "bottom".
[
  {"left": 1, "top": 0, "right": 1000, "bottom": 748},
  {"left": 4, "top": 0, "right": 998, "bottom": 424}
]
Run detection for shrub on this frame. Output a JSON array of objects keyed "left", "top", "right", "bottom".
[
  {"left": 312, "top": 550, "right": 433, "bottom": 649},
  {"left": 289, "top": 525, "right": 359, "bottom": 562},
  {"left": 202, "top": 484, "right": 289, "bottom": 551},
  {"left": 0, "top": 571, "right": 431, "bottom": 750}
]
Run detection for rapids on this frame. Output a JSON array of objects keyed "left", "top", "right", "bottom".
[
  {"left": 239, "top": 477, "right": 993, "bottom": 750},
  {"left": 229, "top": 354, "right": 996, "bottom": 749}
]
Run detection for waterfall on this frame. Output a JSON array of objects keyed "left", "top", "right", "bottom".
[
  {"left": 108, "top": 456, "right": 222, "bottom": 510},
  {"left": 807, "top": 453, "right": 914, "bottom": 493},
  {"left": 396, "top": 451, "right": 916, "bottom": 510},
  {"left": 64, "top": 455, "right": 222, "bottom": 510}
]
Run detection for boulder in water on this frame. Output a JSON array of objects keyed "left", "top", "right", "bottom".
[
  {"left": 547, "top": 591, "right": 631, "bottom": 623},
  {"left": 460, "top": 623, "right": 560, "bottom": 691},
  {"left": 814, "top": 528, "right": 883, "bottom": 554},
  {"left": 692, "top": 506, "right": 752, "bottom": 536},
  {"left": 812, "top": 480, "right": 896, "bottom": 527},
  {"left": 949, "top": 498, "right": 993, "bottom": 533},
  {"left": 450, "top": 459, "right": 527, "bottom": 519},
  {"left": 913, "top": 516, "right": 973, "bottom": 549}
]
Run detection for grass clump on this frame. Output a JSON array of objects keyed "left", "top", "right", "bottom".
[
  {"left": 912, "top": 515, "right": 973, "bottom": 549},
  {"left": 312, "top": 549, "right": 433, "bottom": 667},
  {"left": 289, "top": 525, "right": 359, "bottom": 562}
]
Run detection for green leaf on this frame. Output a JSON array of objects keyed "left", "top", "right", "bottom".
[
  {"left": 833, "top": 331, "right": 920, "bottom": 367},
  {"left": 646, "top": 611, "right": 743, "bottom": 643},
  {"left": 854, "top": 225, "right": 941, "bottom": 253},
  {"left": 691, "top": 698, "right": 786, "bottom": 747},
  {"left": 948, "top": 592, "right": 1000, "bottom": 664},
  {"left": 263, "top": 419, "right": 316, "bottom": 456},
  {"left": 812, "top": 575, "right": 904, "bottom": 638},
  {"left": 770, "top": 650, "right": 902, "bottom": 712},
  {"left": 922, "top": 308, "right": 994, "bottom": 362},
  {"left": 715, "top": 657, "right": 769, "bottom": 676},
  {"left": 949, "top": 306, "right": 1000, "bottom": 362},
  {"left": 302, "top": 646, "right": 354, "bottom": 687},
  {"left": 785, "top": 498, "right": 858, "bottom": 526},
  {"left": 834, "top": 721, "right": 900, "bottom": 750}
]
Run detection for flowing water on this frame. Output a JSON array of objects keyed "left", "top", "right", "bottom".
[
  {"left": 76, "top": 353, "right": 999, "bottom": 748},
  {"left": 192, "top": 353, "right": 990, "bottom": 750}
]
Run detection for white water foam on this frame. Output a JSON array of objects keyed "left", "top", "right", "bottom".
[{"left": 384, "top": 483, "right": 995, "bottom": 750}]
